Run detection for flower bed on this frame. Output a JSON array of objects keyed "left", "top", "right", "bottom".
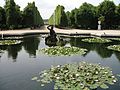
[
  {"left": 32, "top": 62, "right": 117, "bottom": 90},
  {"left": 82, "top": 38, "right": 111, "bottom": 43},
  {"left": 39, "top": 46, "right": 87, "bottom": 56}
]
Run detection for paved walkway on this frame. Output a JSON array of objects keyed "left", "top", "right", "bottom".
[{"left": 0, "top": 26, "right": 120, "bottom": 37}]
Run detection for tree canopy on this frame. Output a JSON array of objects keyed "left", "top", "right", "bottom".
[
  {"left": 48, "top": 0, "right": 120, "bottom": 30},
  {"left": 48, "top": 5, "right": 68, "bottom": 28},
  {"left": 0, "top": 0, "right": 44, "bottom": 30}
]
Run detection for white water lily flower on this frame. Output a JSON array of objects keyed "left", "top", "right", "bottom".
[
  {"left": 95, "top": 80, "right": 99, "bottom": 82},
  {"left": 43, "top": 73, "right": 47, "bottom": 75},
  {"left": 104, "top": 72, "right": 108, "bottom": 74},
  {"left": 87, "top": 73, "right": 89, "bottom": 75},
  {"left": 96, "top": 71, "right": 98, "bottom": 74},
  {"left": 76, "top": 74, "right": 79, "bottom": 77},
  {"left": 113, "top": 80, "right": 117, "bottom": 83},
  {"left": 56, "top": 77, "right": 60, "bottom": 80},
  {"left": 112, "top": 76, "right": 115, "bottom": 78},
  {"left": 55, "top": 74, "right": 58, "bottom": 77},
  {"left": 57, "top": 65, "right": 60, "bottom": 68},
  {"left": 41, "top": 84, "right": 44, "bottom": 86}
]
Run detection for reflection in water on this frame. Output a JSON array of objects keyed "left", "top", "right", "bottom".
[
  {"left": 1, "top": 36, "right": 120, "bottom": 90},
  {"left": 0, "top": 44, "right": 22, "bottom": 62},
  {"left": 114, "top": 52, "right": 120, "bottom": 61},
  {"left": 7, "top": 44, "right": 22, "bottom": 61},
  {"left": 69, "top": 37, "right": 120, "bottom": 59},
  {"left": 45, "top": 36, "right": 66, "bottom": 47},
  {"left": 23, "top": 36, "right": 40, "bottom": 58}
]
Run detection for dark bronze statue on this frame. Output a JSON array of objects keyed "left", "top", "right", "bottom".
[{"left": 47, "top": 25, "right": 56, "bottom": 38}]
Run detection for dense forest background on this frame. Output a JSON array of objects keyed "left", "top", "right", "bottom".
[{"left": 0, "top": 0, "right": 120, "bottom": 30}]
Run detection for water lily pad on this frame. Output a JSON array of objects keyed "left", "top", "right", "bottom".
[
  {"left": 82, "top": 37, "right": 111, "bottom": 43},
  {"left": 107, "top": 45, "right": 120, "bottom": 52},
  {"left": 0, "top": 40, "right": 22, "bottom": 45},
  {"left": 109, "top": 38, "right": 120, "bottom": 41},
  {"left": 100, "top": 84, "right": 109, "bottom": 89},
  {"left": 32, "top": 62, "right": 117, "bottom": 90},
  {"left": 39, "top": 46, "right": 87, "bottom": 56}
]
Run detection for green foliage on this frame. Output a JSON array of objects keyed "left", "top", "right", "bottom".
[
  {"left": 109, "top": 38, "right": 120, "bottom": 41},
  {"left": 32, "top": 62, "right": 117, "bottom": 90},
  {"left": 115, "top": 4, "right": 120, "bottom": 29},
  {"left": 69, "top": 8, "right": 79, "bottom": 28},
  {"left": 107, "top": 45, "right": 120, "bottom": 52},
  {"left": 97, "top": 0, "right": 116, "bottom": 29},
  {"left": 48, "top": 5, "right": 68, "bottom": 27},
  {"left": 0, "top": 6, "right": 6, "bottom": 29},
  {"left": 0, "top": 0, "right": 44, "bottom": 29},
  {"left": 82, "top": 37, "right": 112, "bottom": 43},
  {"left": 77, "top": 3, "right": 97, "bottom": 29},
  {"left": 23, "top": 2, "right": 44, "bottom": 28},
  {"left": 4, "top": 0, "right": 22, "bottom": 29},
  {"left": 39, "top": 46, "right": 87, "bottom": 56},
  {"left": 0, "top": 40, "right": 22, "bottom": 45},
  {"left": 66, "top": 11, "right": 71, "bottom": 27}
]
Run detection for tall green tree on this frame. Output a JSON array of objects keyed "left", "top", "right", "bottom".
[
  {"left": 66, "top": 11, "right": 71, "bottom": 27},
  {"left": 69, "top": 8, "right": 79, "bottom": 28},
  {"left": 4, "top": 0, "right": 22, "bottom": 29},
  {"left": 77, "top": 2, "right": 97, "bottom": 29},
  {"left": 97, "top": 0, "right": 116, "bottom": 29},
  {"left": 0, "top": 6, "right": 6, "bottom": 29},
  {"left": 116, "top": 4, "right": 120, "bottom": 29},
  {"left": 23, "top": 2, "right": 44, "bottom": 28},
  {"left": 48, "top": 5, "right": 68, "bottom": 28}
]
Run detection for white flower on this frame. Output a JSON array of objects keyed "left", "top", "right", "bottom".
[
  {"left": 43, "top": 73, "right": 47, "bottom": 75},
  {"left": 57, "top": 65, "right": 60, "bottom": 68},
  {"left": 87, "top": 73, "right": 89, "bottom": 75},
  {"left": 104, "top": 72, "right": 108, "bottom": 74},
  {"left": 76, "top": 74, "right": 79, "bottom": 77},
  {"left": 112, "top": 76, "right": 115, "bottom": 78},
  {"left": 95, "top": 80, "right": 99, "bottom": 82},
  {"left": 56, "top": 77, "right": 60, "bottom": 80},
  {"left": 96, "top": 71, "right": 98, "bottom": 74},
  {"left": 113, "top": 80, "right": 117, "bottom": 83},
  {"left": 55, "top": 74, "right": 58, "bottom": 77}
]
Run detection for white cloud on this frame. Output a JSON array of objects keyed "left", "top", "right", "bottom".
[{"left": 0, "top": 0, "right": 119, "bottom": 19}]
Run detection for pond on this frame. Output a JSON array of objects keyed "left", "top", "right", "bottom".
[{"left": 0, "top": 35, "right": 120, "bottom": 90}]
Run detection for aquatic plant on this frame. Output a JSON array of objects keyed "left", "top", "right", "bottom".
[
  {"left": 3, "top": 37, "right": 23, "bottom": 40},
  {"left": 39, "top": 46, "right": 87, "bottom": 56},
  {"left": 0, "top": 40, "right": 22, "bottom": 45},
  {"left": 82, "top": 38, "right": 111, "bottom": 43},
  {"left": 107, "top": 45, "right": 120, "bottom": 52},
  {"left": 109, "top": 38, "right": 120, "bottom": 41},
  {"left": 32, "top": 62, "right": 117, "bottom": 90}
]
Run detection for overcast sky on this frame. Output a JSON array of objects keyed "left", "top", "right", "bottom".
[{"left": 0, "top": 0, "right": 120, "bottom": 19}]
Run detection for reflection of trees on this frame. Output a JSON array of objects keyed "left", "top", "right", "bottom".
[
  {"left": 70, "top": 37, "right": 91, "bottom": 56},
  {"left": 114, "top": 52, "right": 120, "bottom": 61},
  {"left": 95, "top": 43, "right": 113, "bottom": 58},
  {"left": 69, "top": 37, "right": 113, "bottom": 58},
  {"left": 7, "top": 44, "right": 22, "bottom": 61},
  {"left": 23, "top": 36, "right": 40, "bottom": 57},
  {"left": 0, "top": 44, "right": 22, "bottom": 61}
]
